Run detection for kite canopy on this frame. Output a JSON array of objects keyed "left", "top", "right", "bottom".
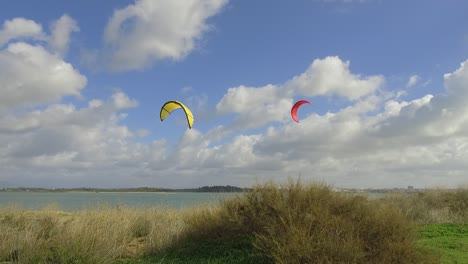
[
  {"left": 291, "top": 100, "right": 312, "bottom": 123},
  {"left": 160, "top": 100, "right": 194, "bottom": 129}
]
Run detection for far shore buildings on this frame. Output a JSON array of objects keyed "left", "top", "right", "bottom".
[{"left": 333, "top": 186, "right": 419, "bottom": 193}]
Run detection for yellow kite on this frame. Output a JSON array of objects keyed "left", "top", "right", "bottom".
[{"left": 160, "top": 101, "right": 194, "bottom": 129}]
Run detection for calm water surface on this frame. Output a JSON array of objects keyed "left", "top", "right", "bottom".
[
  {"left": 0, "top": 192, "right": 241, "bottom": 211},
  {"left": 0, "top": 191, "right": 393, "bottom": 211}
]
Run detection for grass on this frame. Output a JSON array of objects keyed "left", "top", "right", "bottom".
[
  {"left": 115, "top": 235, "right": 259, "bottom": 264},
  {"left": 0, "top": 181, "right": 466, "bottom": 263},
  {"left": 417, "top": 224, "right": 468, "bottom": 264},
  {"left": 0, "top": 206, "right": 190, "bottom": 263},
  {"left": 380, "top": 188, "right": 468, "bottom": 224}
]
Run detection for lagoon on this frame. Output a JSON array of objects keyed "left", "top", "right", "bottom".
[
  {"left": 0, "top": 191, "right": 240, "bottom": 211},
  {"left": 0, "top": 191, "right": 393, "bottom": 211}
]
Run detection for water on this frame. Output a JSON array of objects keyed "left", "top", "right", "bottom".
[
  {"left": 0, "top": 191, "right": 395, "bottom": 211},
  {"left": 0, "top": 191, "right": 241, "bottom": 211}
]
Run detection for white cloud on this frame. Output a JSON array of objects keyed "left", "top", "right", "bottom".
[
  {"left": 444, "top": 61, "right": 468, "bottom": 96},
  {"left": 0, "top": 16, "right": 79, "bottom": 57},
  {"left": 49, "top": 14, "right": 79, "bottom": 56},
  {"left": 406, "top": 74, "right": 419, "bottom": 88},
  {"left": 103, "top": 0, "right": 228, "bottom": 71},
  {"left": 1, "top": 38, "right": 468, "bottom": 189},
  {"left": 0, "top": 15, "right": 83, "bottom": 112},
  {"left": 0, "top": 42, "right": 87, "bottom": 111},
  {"left": 0, "top": 16, "right": 153, "bottom": 188},
  {"left": 217, "top": 85, "right": 285, "bottom": 114},
  {"left": 163, "top": 59, "right": 468, "bottom": 188},
  {"left": 112, "top": 91, "right": 138, "bottom": 109},
  {"left": 0, "top": 92, "right": 140, "bottom": 172},
  {"left": 216, "top": 84, "right": 292, "bottom": 129},
  {"left": 216, "top": 56, "right": 384, "bottom": 130},
  {"left": 0, "top": 92, "right": 137, "bottom": 134},
  {"left": 286, "top": 56, "right": 384, "bottom": 100},
  {"left": 0, "top": 18, "right": 45, "bottom": 47},
  {"left": 247, "top": 61, "right": 468, "bottom": 188}
]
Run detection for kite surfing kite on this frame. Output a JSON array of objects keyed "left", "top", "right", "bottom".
[
  {"left": 160, "top": 100, "right": 194, "bottom": 129},
  {"left": 291, "top": 100, "right": 312, "bottom": 123}
]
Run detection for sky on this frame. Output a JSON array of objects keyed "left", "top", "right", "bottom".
[{"left": 1, "top": 0, "right": 468, "bottom": 189}]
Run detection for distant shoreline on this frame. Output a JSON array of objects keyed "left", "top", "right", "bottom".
[
  {"left": 0, "top": 185, "right": 248, "bottom": 193},
  {"left": 61, "top": 191, "right": 179, "bottom": 194},
  {"left": 0, "top": 186, "right": 460, "bottom": 193},
  {"left": 0, "top": 190, "right": 241, "bottom": 194}
]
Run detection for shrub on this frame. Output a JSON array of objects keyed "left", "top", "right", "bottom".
[{"left": 209, "top": 181, "right": 438, "bottom": 264}]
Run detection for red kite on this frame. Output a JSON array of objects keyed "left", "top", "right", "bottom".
[{"left": 291, "top": 100, "right": 312, "bottom": 123}]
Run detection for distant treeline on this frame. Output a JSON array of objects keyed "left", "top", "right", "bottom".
[{"left": 0, "top": 185, "right": 247, "bottom": 193}]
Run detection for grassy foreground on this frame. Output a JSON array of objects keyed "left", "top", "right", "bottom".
[
  {"left": 418, "top": 224, "right": 468, "bottom": 264},
  {"left": 1, "top": 182, "right": 466, "bottom": 263}
]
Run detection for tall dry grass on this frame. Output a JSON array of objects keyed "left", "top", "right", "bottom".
[
  {"left": 0, "top": 205, "right": 195, "bottom": 263},
  {"left": 380, "top": 188, "right": 468, "bottom": 224}
]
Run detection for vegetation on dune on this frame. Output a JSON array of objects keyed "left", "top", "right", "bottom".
[
  {"left": 1, "top": 181, "right": 466, "bottom": 263},
  {"left": 0, "top": 206, "right": 188, "bottom": 263},
  {"left": 185, "top": 181, "right": 437, "bottom": 264},
  {"left": 380, "top": 188, "right": 468, "bottom": 224}
]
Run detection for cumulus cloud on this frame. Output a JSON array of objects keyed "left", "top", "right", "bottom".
[
  {"left": 0, "top": 18, "right": 45, "bottom": 47},
  {"left": 0, "top": 92, "right": 141, "bottom": 172},
  {"left": 216, "top": 56, "right": 384, "bottom": 130},
  {"left": 0, "top": 16, "right": 152, "bottom": 188},
  {"left": 0, "top": 42, "right": 87, "bottom": 111},
  {"left": 286, "top": 56, "right": 384, "bottom": 100},
  {"left": 103, "top": 0, "right": 228, "bottom": 71},
  {"left": 0, "top": 15, "right": 84, "bottom": 113},
  {"left": 1, "top": 30, "right": 467, "bottom": 189},
  {"left": 112, "top": 91, "right": 138, "bottom": 109},
  {"left": 248, "top": 61, "right": 468, "bottom": 188},
  {"left": 0, "top": 15, "right": 79, "bottom": 57},
  {"left": 49, "top": 15, "right": 79, "bottom": 56},
  {"left": 216, "top": 84, "right": 292, "bottom": 129},
  {"left": 182, "top": 59, "right": 468, "bottom": 188}
]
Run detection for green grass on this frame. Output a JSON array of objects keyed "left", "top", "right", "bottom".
[
  {"left": 115, "top": 224, "right": 467, "bottom": 264},
  {"left": 418, "top": 224, "right": 468, "bottom": 264},
  {"left": 115, "top": 235, "right": 260, "bottom": 264}
]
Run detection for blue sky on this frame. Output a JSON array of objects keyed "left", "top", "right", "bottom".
[{"left": 0, "top": 0, "right": 468, "bottom": 189}]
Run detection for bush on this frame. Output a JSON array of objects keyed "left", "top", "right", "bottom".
[{"left": 206, "top": 181, "right": 438, "bottom": 264}]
